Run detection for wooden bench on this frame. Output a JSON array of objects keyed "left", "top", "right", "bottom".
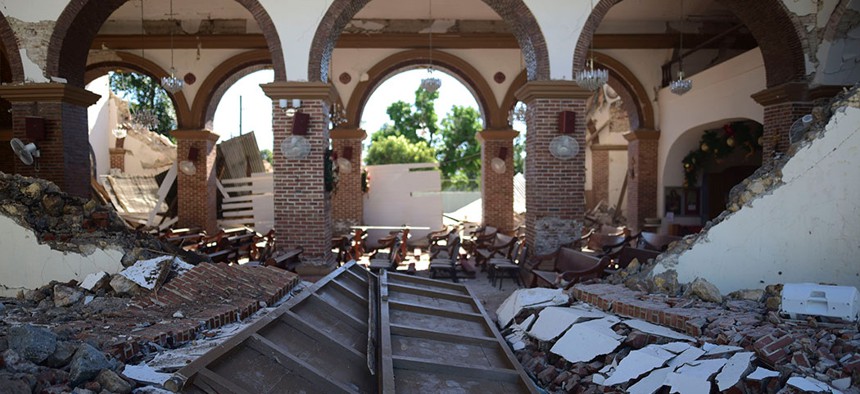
[
  {"left": 525, "top": 247, "right": 611, "bottom": 290},
  {"left": 265, "top": 247, "right": 304, "bottom": 271},
  {"left": 471, "top": 232, "right": 517, "bottom": 270},
  {"left": 605, "top": 246, "right": 660, "bottom": 272}
]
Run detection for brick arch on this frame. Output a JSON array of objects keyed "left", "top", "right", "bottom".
[
  {"left": 85, "top": 51, "right": 192, "bottom": 129},
  {"left": 309, "top": 0, "right": 550, "bottom": 83},
  {"left": 190, "top": 50, "right": 273, "bottom": 129},
  {"left": 574, "top": 0, "right": 808, "bottom": 88},
  {"left": 0, "top": 11, "right": 24, "bottom": 83},
  {"left": 592, "top": 52, "right": 654, "bottom": 131},
  {"left": 344, "top": 49, "right": 500, "bottom": 130},
  {"left": 500, "top": 70, "right": 528, "bottom": 117},
  {"left": 47, "top": 0, "right": 285, "bottom": 88}
]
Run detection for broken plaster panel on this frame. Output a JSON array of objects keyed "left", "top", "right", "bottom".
[
  {"left": 527, "top": 304, "right": 609, "bottom": 341},
  {"left": 715, "top": 351, "right": 754, "bottom": 391},
  {"left": 603, "top": 345, "right": 674, "bottom": 386},
  {"left": 746, "top": 367, "right": 780, "bottom": 381},
  {"left": 663, "top": 372, "right": 711, "bottom": 394},
  {"left": 0, "top": 215, "right": 125, "bottom": 297},
  {"left": 496, "top": 287, "right": 569, "bottom": 328},
  {"left": 6, "top": 17, "right": 52, "bottom": 82},
  {"left": 550, "top": 318, "right": 623, "bottom": 364},
  {"left": 626, "top": 367, "right": 672, "bottom": 394},
  {"left": 623, "top": 319, "right": 695, "bottom": 342}
]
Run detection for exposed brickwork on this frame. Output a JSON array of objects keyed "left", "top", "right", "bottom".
[
  {"left": 591, "top": 148, "right": 609, "bottom": 207},
  {"left": 308, "top": 0, "right": 549, "bottom": 81},
  {"left": 331, "top": 131, "right": 364, "bottom": 233},
  {"left": 47, "top": 0, "right": 285, "bottom": 87},
  {"left": 174, "top": 130, "right": 219, "bottom": 234},
  {"left": 108, "top": 148, "right": 125, "bottom": 172},
  {"left": 575, "top": 0, "right": 808, "bottom": 87},
  {"left": 0, "top": 130, "right": 12, "bottom": 174},
  {"left": 480, "top": 131, "right": 516, "bottom": 232},
  {"left": 625, "top": 130, "right": 659, "bottom": 232},
  {"left": 61, "top": 263, "right": 299, "bottom": 361},
  {"left": 0, "top": 11, "right": 25, "bottom": 83},
  {"left": 761, "top": 102, "right": 813, "bottom": 165}
]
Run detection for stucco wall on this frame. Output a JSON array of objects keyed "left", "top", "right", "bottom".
[
  {"left": 87, "top": 75, "right": 111, "bottom": 177},
  {"left": 363, "top": 163, "right": 442, "bottom": 242},
  {"left": 0, "top": 215, "right": 125, "bottom": 297},
  {"left": 654, "top": 104, "right": 860, "bottom": 294}
]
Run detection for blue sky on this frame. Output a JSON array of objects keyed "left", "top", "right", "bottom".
[{"left": 212, "top": 69, "right": 481, "bottom": 152}]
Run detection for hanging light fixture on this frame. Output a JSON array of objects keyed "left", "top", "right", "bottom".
[
  {"left": 670, "top": 0, "right": 693, "bottom": 95},
  {"left": 161, "top": 0, "right": 183, "bottom": 94},
  {"left": 420, "top": 0, "right": 441, "bottom": 93},
  {"left": 576, "top": 0, "right": 608, "bottom": 91}
]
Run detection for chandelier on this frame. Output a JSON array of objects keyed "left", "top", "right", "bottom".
[
  {"left": 670, "top": 0, "right": 692, "bottom": 96},
  {"left": 420, "top": 0, "right": 441, "bottom": 93},
  {"left": 576, "top": 0, "right": 608, "bottom": 91},
  {"left": 161, "top": 0, "right": 183, "bottom": 94}
]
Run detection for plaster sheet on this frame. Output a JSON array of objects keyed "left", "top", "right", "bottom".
[
  {"left": 495, "top": 287, "right": 568, "bottom": 327},
  {"left": 715, "top": 352, "right": 754, "bottom": 391},
  {"left": 550, "top": 317, "right": 623, "bottom": 364},
  {"left": 527, "top": 304, "right": 609, "bottom": 341}
]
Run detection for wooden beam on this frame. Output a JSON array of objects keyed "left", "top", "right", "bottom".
[
  {"left": 389, "top": 299, "right": 486, "bottom": 323},
  {"left": 308, "top": 293, "right": 367, "bottom": 331},
  {"left": 389, "top": 323, "right": 497, "bottom": 346},
  {"left": 278, "top": 311, "right": 367, "bottom": 363},
  {"left": 195, "top": 368, "right": 254, "bottom": 394},
  {"left": 328, "top": 278, "right": 368, "bottom": 304},
  {"left": 92, "top": 32, "right": 756, "bottom": 51},
  {"left": 248, "top": 334, "right": 357, "bottom": 394},
  {"left": 387, "top": 283, "right": 475, "bottom": 304},
  {"left": 392, "top": 355, "right": 521, "bottom": 383},
  {"left": 388, "top": 271, "right": 468, "bottom": 291}
]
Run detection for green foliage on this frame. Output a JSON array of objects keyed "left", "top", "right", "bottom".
[
  {"left": 365, "top": 135, "right": 437, "bottom": 165},
  {"left": 260, "top": 149, "right": 273, "bottom": 165},
  {"left": 682, "top": 121, "right": 763, "bottom": 187},
  {"left": 436, "top": 106, "right": 482, "bottom": 190},
  {"left": 375, "top": 87, "right": 439, "bottom": 144},
  {"left": 109, "top": 71, "right": 177, "bottom": 135}
]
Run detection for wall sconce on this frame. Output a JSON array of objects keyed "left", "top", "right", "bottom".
[
  {"left": 337, "top": 146, "right": 353, "bottom": 172},
  {"left": 491, "top": 147, "right": 507, "bottom": 174},
  {"left": 179, "top": 146, "right": 199, "bottom": 176},
  {"left": 279, "top": 98, "right": 302, "bottom": 117}
]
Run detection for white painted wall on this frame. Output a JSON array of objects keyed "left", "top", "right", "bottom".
[
  {"left": 600, "top": 49, "right": 671, "bottom": 116},
  {"left": 363, "top": 163, "right": 442, "bottom": 242},
  {"left": 523, "top": 0, "right": 592, "bottom": 80},
  {"left": 654, "top": 105, "right": 860, "bottom": 294},
  {"left": 87, "top": 75, "right": 111, "bottom": 177},
  {"left": 135, "top": 48, "right": 248, "bottom": 107},
  {"left": 657, "top": 48, "right": 766, "bottom": 216},
  {"left": 259, "top": 0, "right": 334, "bottom": 81},
  {"left": 0, "top": 215, "right": 125, "bottom": 297}
]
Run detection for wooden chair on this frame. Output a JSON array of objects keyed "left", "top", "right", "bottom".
[
  {"left": 582, "top": 232, "right": 629, "bottom": 259},
  {"left": 428, "top": 236, "right": 463, "bottom": 282},
  {"left": 489, "top": 240, "right": 528, "bottom": 290},
  {"left": 471, "top": 233, "right": 517, "bottom": 271},
  {"left": 524, "top": 247, "right": 611, "bottom": 290},
  {"left": 265, "top": 247, "right": 304, "bottom": 271},
  {"left": 636, "top": 232, "right": 682, "bottom": 252},
  {"left": 368, "top": 236, "right": 407, "bottom": 273}
]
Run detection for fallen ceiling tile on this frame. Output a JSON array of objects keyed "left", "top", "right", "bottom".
[
  {"left": 626, "top": 367, "right": 672, "bottom": 394},
  {"left": 667, "top": 346, "right": 706, "bottom": 368},
  {"left": 496, "top": 288, "right": 568, "bottom": 327},
  {"left": 715, "top": 351, "right": 754, "bottom": 391},
  {"left": 527, "top": 304, "right": 608, "bottom": 341},
  {"left": 663, "top": 372, "right": 711, "bottom": 394},
  {"left": 623, "top": 319, "right": 695, "bottom": 342},
  {"left": 675, "top": 359, "right": 728, "bottom": 380},
  {"left": 603, "top": 345, "right": 675, "bottom": 386},
  {"left": 745, "top": 367, "right": 780, "bottom": 381},
  {"left": 550, "top": 317, "right": 623, "bottom": 364}
]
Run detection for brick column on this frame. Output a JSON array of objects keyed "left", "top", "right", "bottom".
[
  {"left": 590, "top": 148, "right": 609, "bottom": 208},
  {"left": 0, "top": 83, "right": 100, "bottom": 197},
  {"left": 478, "top": 129, "right": 517, "bottom": 232},
  {"left": 262, "top": 82, "right": 336, "bottom": 274},
  {"left": 330, "top": 128, "right": 366, "bottom": 236},
  {"left": 515, "top": 81, "right": 591, "bottom": 255},
  {"left": 0, "top": 129, "right": 12, "bottom": 174},
  {"left": 171, "top": 129, "right": 219, "bottom": 234},
  {"left": 624, "top": 129, "right": 659, "bottom": 232},
  {"left": 751, "top": 82, "right": 812, "bottom": 166}
]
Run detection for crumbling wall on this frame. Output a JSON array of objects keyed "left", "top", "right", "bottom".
[
  {"left": 0, "top": 173, "right": 186, "bottom": 296},
  {"left": 654, "top": 88, "right": 860, "bottom": 294}
]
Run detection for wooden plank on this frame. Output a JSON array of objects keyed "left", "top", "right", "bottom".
[
  {"left": 195, "top": 368, "right": 254, "bottom": 394},
  {"left": 388, "top": 282, "right": 474, "bottom": 303},
  {"left": 388, "top": 271, "right": 467, "bottom": 291},
  {"left": 388, "top": 299, "right": 485, "bottom": 322},
  {"left": 307, "top": 293, "right": 366, "bottom": 331},
  {"left": 392, "top": 355, "right": 521, "bottom": 383},
  {"left": 328, "top": 277, "right": 369, "bottom": 304},
  {"left": 247, "top": 334, "right": 357, "bottom": 394},
  {"left": 147, "top": 162, "right": 176, "bottom": 227},
  {"left": 379, "top": 271, "right": 396, "bottom": 394},
  {"left": 389, "top": 323, "right": 497, "bottom": 346},
  {"left": 279, "top": 311, "right": 366, "bottom": 363}
]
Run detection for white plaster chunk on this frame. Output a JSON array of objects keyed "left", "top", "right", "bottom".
[
  {"left": 119, "top": 256, "right": 192, "bottom": 290},
  {"left": 716, "top": 352, "right": 754, "bottom": 391},
  {"left": 80, "top": 271, "right": 110, "bottom": 292},
  {"left": 623, "top": 319, "right": 695, "bottom": 341},
  {"left": 660, "top": 342, "right": 692, "bottom": 354},
  {"left": 528, "top": 304, "right": 609, "bottom": 341},
  {"left": 122, "top": 363, "right": 172, "bottom": 386},
  {"left": 675, "top": 359, "right": 727, "bottom": 380},
  {"left": 19, "top": 48, "right": 48, "bottom": 83},
  {"left": 418, "top": 19, "right": 456, "bottom": 34},
  {"left": 663, "top": 372, "right": 711, "bottom": 394},
  {"left": 496, "top": 288, "right": 568, "bottom": 327},
  {"left": 786, "top": 376, "right": 834, "bottom": 392},
  {"left": 550, "top": 317, "right": 623, "bottom": 364},
  {"left": 626, "top": 367, "right": 672, "bottom": 394},
  {"left": 831, "top": 377, "right": 851, "bottom": 390},
  {"left": 666, "top": 346, "right": 706, "bottom": 368},
  {"left": 603, "top": 345, "right": 674, "bottom": 386},
  {"left": 745, "top": 367, "right": 779, "bottom": 381},
  {"left": 702, "top": 343, "right": 744, "bottom": 356}
]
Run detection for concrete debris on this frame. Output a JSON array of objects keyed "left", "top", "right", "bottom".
[
  {"left": 702, "top": 342, "right": 744, "bottom": 356},
  {"left": 53, "top": 284, "right": 84, "bottom": 307},
  {"left": 527, "top": 304, "right": 607, "bottom": 341},
  {"left": 550, "top": 317, "right": 623, "bottom": 363},
  {"left": 675, "top": 358, "right": 727, "bottom": 380},
  {"left": 746, "top": 366, "right": 780, "bottom": 380},
  {"left": 623, "top": 319, "right": 695, "bottom": 342},
  {"left": 786, "top": 375, "right": 839, "bottom": 392},
  {"left": 496, "top": 288, "right": 568, "bottom": 327},
  {"left": 96, "top": 369, "right": 133, "bottom": 394},
  {"left": 79, "top": 271, "right": 111, "bottom": 292},
  {"left": 118, "top": 256, "right": 192, "bottom": 291},
  {"left": 715, "top": 351, "right": 754, "bottom": 391},
  {"left": 689, "top": 277, "right": 722, "bottom": 303},
  {"left": 69, "top": 343, "right": 111, "bottom": 387},
  {"left": 603, "top": 344, "right": 675, "bottom": 386},
  {"left": 666, "top": 346, "right": 705, "bottom": 368},
  {"left": 663, "top": 371, "right": 710, "bottom": 394},
  {"left": 626, "top": 366, "right": 672, "bottom": 394},
  {"left": 8, "top": 324, "right": 57, "bottom": 364}
]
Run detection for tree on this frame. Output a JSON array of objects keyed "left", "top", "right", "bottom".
[
  {"left": 365, "top": 135, "right": 436, "bottom": 165},
  {"left": 109, "top": 71, "right": 177, "bottom": 135},
  {"left": 436, "top": 106, "right": 482, "bottom": 190},
  {"left": 260, "top": 149, "right": 273, "bottom": 165},
  {"left": 373, "top": 87, "right": 439, "bottom": 144}
]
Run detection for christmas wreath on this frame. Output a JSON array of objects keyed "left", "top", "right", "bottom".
[{"left": 681, "top": 121, "right": 762, "bottom": 188}]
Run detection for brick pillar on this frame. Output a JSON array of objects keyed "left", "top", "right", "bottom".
[
  {"left": 330, "top": 128, "right": 366, "bottom": 236},
  {"left": 751, "top": 82, "right": 813, "bottom": 166},
  {"left": 262, "top": 82, "right": 335, "bottom": 274},
  {"left": 109, "top": 149, "right": 126, "bottom": 172},
  {"left": 0, "top": 129, "right": 12, "bottom": 174},
  {"left": 625, "top": 129, "right": 660, "bottom": 232},
  {"left": 515, "top": 81, "right": 591, "bottom": 255},
  {"left": 172, "top": 129, "right": 219, "bottom": 234},
  {"left": 591, "top": 148, "right": 609, "bottom": 208},
  {"left": 478, "top": 129, "right": 517, "bottom": 232},
  {"left": 0, "top": 83, "right": 100, "bottom": 197}
]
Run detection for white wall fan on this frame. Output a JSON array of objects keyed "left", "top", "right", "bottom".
[
  {"left": 10, "top": 138, "right": 40, "bottom": 166},
  {"left": 549, "top": 135, "right": 579, "bottom": 160},
  {"left": 280, "top": 135, "right": 311, "bottom": 159}
]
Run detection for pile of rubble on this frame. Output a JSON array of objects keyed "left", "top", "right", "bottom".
[{"left": 498, "top": 287, "right": 859, "bottom": 393}]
